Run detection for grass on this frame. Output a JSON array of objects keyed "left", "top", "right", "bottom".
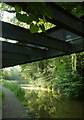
[
  {"left": 0, "top": 88, "right": 5, "bottom": 101},
  {"left": 2, "top": 79, "right": 29, "bottom": 85},
  {"left": 2, "top": 80, "right": 37, "bottom": 118},
  {"left": 2, "top": 89, "right": 5, "bottom": 100},
  {"left": 17, "top": 79, "right": 29, "bottom": 84},
  {"left": 3, "top": 80, "right": 25, "bottom": 101}
]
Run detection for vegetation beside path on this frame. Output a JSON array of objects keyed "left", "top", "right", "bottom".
[
  {"left": 3, "top": 80, "right": 37, "bottom": 118},
  {"left": 2, "top": 80, "right": 84, "bottom": 118},
  {"left": 0, "top": 87, "right": 5, "bottom": 101},
  {"left": 3, "top": 80, "right": 25, "bottom": 101}
]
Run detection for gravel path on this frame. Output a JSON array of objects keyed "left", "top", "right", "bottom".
[{"left": 0, "top": 85, "right": 27, "bottom": 118}]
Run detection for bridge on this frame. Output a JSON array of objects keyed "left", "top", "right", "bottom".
[{"left": 0, "top": 2, "right": 84, "bottom": 68}]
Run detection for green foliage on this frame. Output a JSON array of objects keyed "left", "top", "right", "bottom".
[
  {"left": 27, "top": 111, "right": 37, "bottom": 118},
  {"left": 20, "top": 52, "right": 84, "bottom": 99},
  {"left": 3, "top": 80, "right": 25, "bottom": 101},
  {"left": 61, "top": 73, "right": 84, "bottom": 99},
  {"left": 1, "top": 2, "right": 55, "bottom": 33},
  {"left": 30, "top": 23, "right": 39, "bottom": 33},
  {"left": 56, "top": 2, "right": 84, "bottom": 17},
  {"left": 13, "top": 2, "right": 54, "bottom": 33},
  {"left": 1, "top": 2, "right": 83, "bottom": 34},
  {"left": 15, "top": 5, "right": 21, "bottom": 13},
  {"left": 2, "top": 89, "right": 5, "bottom": 100},
  {"left": 2, "top": 52, "right": 84, "bottom": 101},
  {"left": 0, "top": 88, "right": 5, "bottom": 101},
  {"left": 2, "top": 67, "right": 25, "bottom": 80},
  {"left": 2, "top": 52, "right": 84, "bottom": 100},
  {"left": 24, "top": 90, "right": 82, "bottom": 118},
  {"left": 2, "top": 80, "right": 38, "bottom": 118},
  {"left": 16, "top": 13, "right": 27, "bottom": 23}
]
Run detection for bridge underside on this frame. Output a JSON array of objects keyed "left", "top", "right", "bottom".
[{"left": 0, "top": 2, "right": 84, "bottom": 68}]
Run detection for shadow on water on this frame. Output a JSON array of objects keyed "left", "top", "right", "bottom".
[{"left": 23, "top": 87, "right": 84, "bottom": 119}]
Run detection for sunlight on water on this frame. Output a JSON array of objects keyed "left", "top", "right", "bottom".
[{"left": 23, "top": 87, "right": 84, "bottom": 119}]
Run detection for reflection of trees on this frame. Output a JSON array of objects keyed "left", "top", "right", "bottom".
[{"left": 25, "top": 90, "right": 70, "bottom": 118}]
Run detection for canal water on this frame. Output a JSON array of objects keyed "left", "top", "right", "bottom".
[{"left": 21, "top": 85, "right": 84, "bottom": 119}]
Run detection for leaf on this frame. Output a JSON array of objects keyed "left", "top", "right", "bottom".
[
  {"left": 16, "top": 13, "right": 23, "bottom": 21},
  {"left": 16, "top": 13, "right": 27, "bottom": 23},
  {"left": 15, "top": 5, "right": 21, "bottom": 13},
  {"left": 26, "top": 16, "right": 33, "bottom": 24},
  {"left": 16, "top": 13, "right": 27, "bottom": 22},
  {"left": 39, "top": 24, "right": 46, "bottom": 32},
  {"left": 30, "top": 23, "right": 39, "bottom": 33},
  {"left": 16, "top": 13, "right": 34, "bottom": 24}
]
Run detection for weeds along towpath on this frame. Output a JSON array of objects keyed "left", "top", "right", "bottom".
[{"left": 0, "top": 85, "right": 26, "bottom": 118}]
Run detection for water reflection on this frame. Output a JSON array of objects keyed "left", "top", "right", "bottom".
[{"left": 25, "top": 90, "right": 83, "bottom": 118}]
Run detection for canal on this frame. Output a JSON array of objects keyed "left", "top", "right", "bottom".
[{"left": 21, "top": 84, "right": 84, "bottom": 119}]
